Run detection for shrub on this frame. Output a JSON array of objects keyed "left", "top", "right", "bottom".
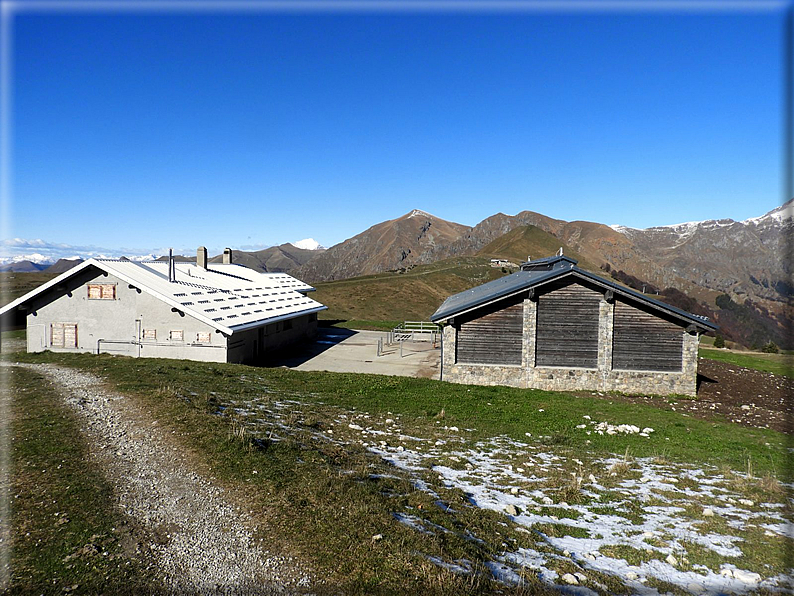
[
  {"left": 713, "top": 335, "right": 725, "bottom": 349},
  {"left": 761, "top": 341, "right": 779, "bottom": 354}
]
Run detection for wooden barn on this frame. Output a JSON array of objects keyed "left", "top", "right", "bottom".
[{"left": 430, "top": 255, "right": 717, "bottom": 396}]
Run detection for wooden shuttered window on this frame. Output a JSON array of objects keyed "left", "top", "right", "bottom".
[
  {"left": 612, "top": 300, "right": 683, "bottom": 372},
  {"left": 456, "top": 295, "right": 523, "bottom": 365},
  {"left": 88, "top": 284, "right": 116, "bottom": 299},
  {"left": 535, "top": 281, "right": 600, "bottom": 368},
  {"left": 51, "top": 323, "right": 77, "bottom": 348}
]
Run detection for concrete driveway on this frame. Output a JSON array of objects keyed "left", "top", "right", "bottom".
[{"left": 267, "top": 328, "right": 441, "bottom": 379}]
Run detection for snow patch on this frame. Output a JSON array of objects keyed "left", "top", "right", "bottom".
[{"left": 292, "top": 238, "right": 325, "bottom": 250}]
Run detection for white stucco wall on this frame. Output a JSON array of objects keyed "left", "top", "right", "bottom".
[{"left": 26, "top": 268, "right": 226, "bottom": 362}]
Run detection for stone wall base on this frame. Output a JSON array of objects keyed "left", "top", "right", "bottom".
[{"left": 443, "top": 364, "right": 697, "bottom": 396}]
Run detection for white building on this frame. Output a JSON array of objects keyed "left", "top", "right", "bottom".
[{"left": 0, "top": 247, "right": 326, "bottom": 364}]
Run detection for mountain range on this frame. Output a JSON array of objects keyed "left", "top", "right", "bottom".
[
  {"left": 288, "top": 201, "right": 791, "bottom": 349},
  {"left": 295, "top": 201, "right": 792, "bottom": 302},
  {"left": 4, "top": 202, "right": 791, "bottom": 348}
]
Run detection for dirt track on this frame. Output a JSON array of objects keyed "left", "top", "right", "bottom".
[{"left": 8, "top": 362, "right": 312, "bottom": 595}]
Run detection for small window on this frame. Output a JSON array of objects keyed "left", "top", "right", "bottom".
[
  {"left": 88, "top": 284, "right": 116, "bottom": 300},
  {"left": 51, "top": 323, "right": 77, "bottom": 348},
  {"left": 142, "top": 329, "right": 156, "bottom": 340},
  {"left": 170, "top": 330, "right": 184, "bottom": 342},
  {"left": 283, "top": 319, "right": 293, "bottom": 331},
  {"left": 196, "top": 332, "right": 211, "bottom": 343}
]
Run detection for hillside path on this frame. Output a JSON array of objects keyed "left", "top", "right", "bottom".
[{"left": 7, "top": 362, "right": 312, "bottom": 595}]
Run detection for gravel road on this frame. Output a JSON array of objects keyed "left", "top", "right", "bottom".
[{"left": 8, "top": 362, "right": 313, "bottom": 595}]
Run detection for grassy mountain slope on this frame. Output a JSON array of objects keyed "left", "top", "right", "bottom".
[
  {"left": 208, "top": 243, "right": 322, "bottom": 273},
  {"left": 477, "top": 225, "right": 597, "bottom": 271},
  {"left": 314, "top": 257, "right": 506, "bottom": 322}
]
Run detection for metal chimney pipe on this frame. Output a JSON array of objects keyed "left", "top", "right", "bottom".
[
  {"left": 168, "top": 248, "right": 174, "bottom": 282},
  {"left": 223, "top": 248, "right": 232, "bottom": 264},
  {"left": 197, "top": 246, "right": 207, "bottom": 269}
]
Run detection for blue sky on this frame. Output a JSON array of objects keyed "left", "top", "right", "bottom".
[{"left": 4, "top": 1, "right": 789, "bottom": 256}]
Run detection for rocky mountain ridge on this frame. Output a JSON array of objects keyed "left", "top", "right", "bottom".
[
  {"left": 294, "top": 210, "right": 470, "bottom": 282},
  {"left": 295, "top": 201, "right": 791, "bottom": 306},
  {"left": 611, "top": 198, "right": 793, "bottom": 304}
]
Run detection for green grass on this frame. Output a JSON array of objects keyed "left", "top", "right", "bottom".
[
  {"left": 1, "top": 271, "right": 58, "bottom": 306},
  {"left": 698, "top": 347, "right": 794, "bottom": 378},
  {"left": 313, "top": 256, "right": 506, "bottom": 323},
  {"left": 320, "top": 318, "right": 401, "bottom": 332},
  {"left": 12, "top": 351, "right": 791, "bottom": 480},
  {"left": 9, "top": 352, "right": 565, "bottom": 595},
  {"left": 6, "top": 351, "right": 792, "bottom": 593},
  {"left": 5, "top": 365, "right": 158, "bottom": 594}
]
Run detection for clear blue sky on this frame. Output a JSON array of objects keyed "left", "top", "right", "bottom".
[{"left": 5, "top": 2, "right": 789, "bottom": 254}]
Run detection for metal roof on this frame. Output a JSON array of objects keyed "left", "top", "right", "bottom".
[
  {"left": 0, "top": 259, "right": 326, "bottom": 336},
  {"left": 430, "top": 255, "right": 717, "bottom": 331}
]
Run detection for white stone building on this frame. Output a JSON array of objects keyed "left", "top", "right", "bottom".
[{"left": 0, "top": 248, "right": 326, "bottom": 364}]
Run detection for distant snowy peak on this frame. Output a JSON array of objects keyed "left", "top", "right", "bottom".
[
  {"left": 292, "top": 238, "right": 325, "bottom": 251},
  {"left": 611, "top": 200, "right": 792, "bottom": 236},
  {"left": 0, "top": 252, "right": 53, "bottom": 265},
  {"left": 0, "top": 237, "right": 166, "bottom": 266},
  {"left": 742, "top": 198, "right": 793, "bottom": 226},
  {"left": 406, "top": 209, "right": 434, "bottom": 219}
]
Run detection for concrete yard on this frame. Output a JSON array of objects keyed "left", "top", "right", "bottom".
[{"left": 266, "top": 328, "right": 441, "bottom": 379}]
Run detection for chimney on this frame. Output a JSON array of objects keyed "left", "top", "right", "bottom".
[
  {"left": 223, "top": 248, "right": 233, "bottom": 264},
  {"left": 168, "top": 248, "right": 174, "bottom": 282},
  {"left": 197, "top": 246, "right": 207, "bottom": 269}
]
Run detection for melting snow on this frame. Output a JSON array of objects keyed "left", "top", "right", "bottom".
[{"left": 367, "top": 435, "right": 792, "bottom": 594}]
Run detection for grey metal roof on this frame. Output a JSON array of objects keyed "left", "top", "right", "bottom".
[
  {"left": 430, "top": 255, "right": 717, "bottom": 331},
  {"left": 431, "top": 257, "right": 575, "bottom": 322}
]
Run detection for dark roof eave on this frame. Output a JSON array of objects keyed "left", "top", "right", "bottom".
[
  {"left": 571, "top": 268, "right": 718, "bottom": 331},
  {"left": 227, "top": 305, "right": 327, "bottom": 333},
  {"left": 431, "top": 267, "right": 718, "bottom": 331}
]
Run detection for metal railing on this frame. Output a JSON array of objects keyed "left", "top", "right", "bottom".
[{"left": 388, "top": 321, "right": 440, "bottom": 343}]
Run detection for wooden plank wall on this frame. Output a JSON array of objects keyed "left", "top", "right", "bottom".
[
  {"left": 456, "top": 295, "right": 523, "bottom": 365},
  {"left": 535, "top": 281, "right": 600, "bottom": 368},
  {"left": 612, "top": 300, "right": 683, "bottom": 371}
]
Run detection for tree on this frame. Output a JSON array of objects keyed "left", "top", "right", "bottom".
[
  {"left": 713, "top": 334, "right": 725, "bottom": 349},
  {"left": 761, "top": 341, "right": 779, "bottom": 354}
]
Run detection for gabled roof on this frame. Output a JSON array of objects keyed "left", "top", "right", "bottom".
[
  {"left": 430, "top": 255, "right": 717, "bottom": 331},
  {"left": 0, "top": 258, "right": 327, "bottom": 335}
]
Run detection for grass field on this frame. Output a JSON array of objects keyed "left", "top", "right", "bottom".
[
  {"left": 313, "top": 257, "right": 507, "bottom": 323},
  {"left": 320, "top": 318, "right": 401, "bottom": 332},
  {"left": 0, "top": 271, "right": 58, "bottom": 305},
  {"left": 5, "top": 351, "right": 792, "bottom": 594},
  {"left": 698, "top": 347, "right": 794, "bottom": 379},
  {"left": 4, "top": 365, "right": 158, "bottom": 594}
]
